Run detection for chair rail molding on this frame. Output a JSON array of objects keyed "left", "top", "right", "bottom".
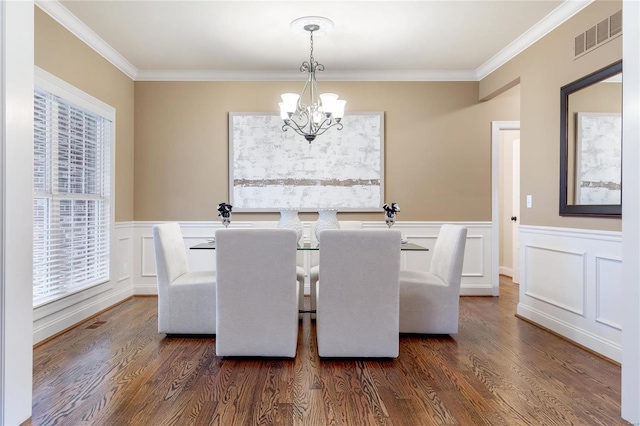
[
  {"left": 518, "top": 225, "right": 622, "bottom": 362},
  {"left": 133, "top": 220, "right": 493, "bottom": 297}
]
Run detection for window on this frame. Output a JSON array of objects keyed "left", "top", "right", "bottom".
[{"left": 33, "top": 69, "right": 114, "bottom": 307}]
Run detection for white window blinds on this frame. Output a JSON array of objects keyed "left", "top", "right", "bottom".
[{"left": 33, "top": 87, "right": 112, "bottom": 307}]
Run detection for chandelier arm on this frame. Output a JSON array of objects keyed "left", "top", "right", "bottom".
[
  {"left": 311, "top": 70, "right": 321, "bottom": 106},
  {"left": 308, "top": 78, "right": 318, "bottom": 116},
  {"left": 297, "top": 77, "right": 312, "bottom": 111},
  {"left": 283, "top": 117, "right": 343, "bottom": 141},
  {"left": 311, "top": 120, "right": 344, "bottom": 138},
  {"left": 295, "top": 109, "right": 311, "bottom": 127},
  {"left": 282, "top": 122, "right": 306, "bottom": 138},
  {"left": 283, "top": 115, "right": 311, "bottom": 135}
]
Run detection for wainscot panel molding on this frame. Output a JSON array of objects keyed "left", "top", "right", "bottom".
[
  {"left": 33, "top": 222, "right": 135, "bottom": 344},
  {"left": 518, "top": 225, "right": 622, "bottom": 362},
  {"left": 133, "top": 221, "right": 493, "bottom": 297}
]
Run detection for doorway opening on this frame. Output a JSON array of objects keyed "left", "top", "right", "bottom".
[{"left": 491, "top": 121, "right": 520, "bottom": 296}]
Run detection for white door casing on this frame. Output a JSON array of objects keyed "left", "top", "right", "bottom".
[
  {"left": 512, "top": 138, "right": 521, "bottom": 284},
  {"left": 0, "top": 0, "right": 4, "bottom": 421}
]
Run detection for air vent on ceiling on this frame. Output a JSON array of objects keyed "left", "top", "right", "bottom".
[{"left": 574, "top": 10, "right": 622, "bottom": 59}]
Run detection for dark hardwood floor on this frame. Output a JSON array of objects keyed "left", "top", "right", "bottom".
[{"left": 27, "top": 276, "right": 629, "bottom": 425}]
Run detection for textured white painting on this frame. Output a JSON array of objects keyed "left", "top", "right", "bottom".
[
  {"left": 575, "top": 112, "right": 622, "bottom": 205},
  {"left": 229, "top": 112, "right": 384, "bottom": 211}
]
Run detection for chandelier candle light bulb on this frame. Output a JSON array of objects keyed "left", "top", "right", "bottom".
[{"left": 280, "top": 16, "right": 346, "bottom": 143}]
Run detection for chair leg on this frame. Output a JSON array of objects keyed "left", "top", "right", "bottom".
[
  {"left": 310, "top": 278, "right": 317, "bottom": 320},
  {"left": 298, "top": 279, "right": 305, "bottom": 320}
]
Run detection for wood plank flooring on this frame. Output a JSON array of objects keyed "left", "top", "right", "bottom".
[{"left": 27, "top": 277, "right": 630, "bottom": 425}]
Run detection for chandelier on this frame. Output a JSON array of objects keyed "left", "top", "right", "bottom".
[{"left": 279, "top": 17, "right": 346, "bottom": 143}]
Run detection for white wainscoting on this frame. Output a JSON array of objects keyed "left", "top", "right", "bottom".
[
  {"left": 133, "top": 221, "right": 493, "bottom": 296},
  {"left": 33, "top": 220, "right": 491, "bottom": 343},
  {"left": 33, "top": 222, "right": 135, "bottom": 344},
  {"left": 35, "top": 221, "right": 622, "bottom": 364},
  {"left": 518, "top": 225, "right": 622, "bottom": 362}
]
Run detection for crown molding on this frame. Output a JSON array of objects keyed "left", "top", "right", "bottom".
[
  {"left": 37, "top": 0, "right": 591, "bottom": 83},
  {"left": 35, "top": 0, "right": 139, "bottom": 80},
  {"left": 136, "top": 70, "right": 301, "bottom": 82},
  {"left": 136, "top": 69, "right": 479, "bottom": 82},
  {"left": 475, "top": 0, "right": 594, "bottom": 80},
  {"left": 324, "top": 70, "right": 479, "bottom": 82}
]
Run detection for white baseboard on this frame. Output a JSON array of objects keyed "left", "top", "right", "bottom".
[
  {"left": 33, "top": 285, "right": 133, "bottom": 344},
  {"left": 499, "top": 266, "right": 513, "bottom": 277},
  {"left": 517, "top": 302, "right": 621, "bottom": 363},
  {"left": 460, "top": 284, "right": 495, "bottom": 296},
  {"left": 134, "top": 283, "right": 158, "bottom": 295}
]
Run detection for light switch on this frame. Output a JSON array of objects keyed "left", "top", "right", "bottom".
[{"left": 526, "top": 195, "right": 532, "bottom": 208}]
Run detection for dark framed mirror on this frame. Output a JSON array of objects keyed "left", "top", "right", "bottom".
[{"left": 560, "top": 60, "right": 622, "bottom": 217}]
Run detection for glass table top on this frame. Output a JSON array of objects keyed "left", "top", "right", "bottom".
[{"left": 190, "top": 241, "right": 428, "bottom": 251}]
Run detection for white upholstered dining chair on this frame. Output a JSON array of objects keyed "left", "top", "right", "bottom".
[
  {"left": 399, "top": 224, "right": 467, "bottom": 334},
  {"left": 215, "top": 228, "right": 299, "bottom": 357},
  {"left": 296, "top": 266, "right": 306, "bottom": 317},
  {"left": 152, "top": 222, "right": 217, "bottom": 334},
  {"left": 308, "top": 220, "right": 362, "bottom": 317},
  {"left": 316, "top": 229, "right": 401, "bottom": 357}
]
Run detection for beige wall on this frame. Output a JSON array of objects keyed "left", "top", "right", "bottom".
[
  {"left": 34, "top": 8, "right": 135, "bottom": 222},
  {"left": 134, "top": 81, "right": 519, "bottom": 221},
  {"left": 480, "top": 0, "right": 622, "bottom": 231},
  {"left": 33, "top": 5, "right": 522, "bottom": 224}
]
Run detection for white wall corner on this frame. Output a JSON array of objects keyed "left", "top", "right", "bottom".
[
  {"left": 621, "top": 0, "right": 640, "bottom": 422},
  {"left": 1, "top": 2, "right": 35, "bottom": 424}
]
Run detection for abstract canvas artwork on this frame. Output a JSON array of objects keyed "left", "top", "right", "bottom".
[
  {"left": 229, "top": 112, "right": 384, "bottom": 211},
  {"left": 575, "top": 112, "right": 622, "bottom": 205}
]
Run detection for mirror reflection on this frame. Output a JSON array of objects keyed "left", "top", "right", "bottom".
[{"left": 560, "top": 60, "right": 622, "bottom": 217}]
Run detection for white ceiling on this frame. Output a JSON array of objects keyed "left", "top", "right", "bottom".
[{"left": 39, "top": 0, "right": 592, "bottom": 81}]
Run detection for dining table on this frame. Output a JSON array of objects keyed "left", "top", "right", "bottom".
[
  {"left": 190, "top": 238, "right": 429, "bottom": 315},
  {"left": 189, "top": 240, "right": 429, "bottom": 251}
]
